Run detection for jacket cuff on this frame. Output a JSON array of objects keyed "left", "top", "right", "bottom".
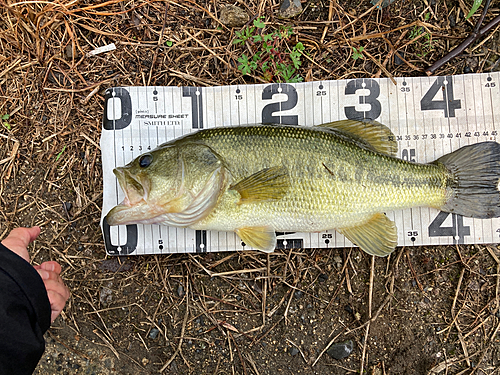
[{"left": 0, "top": 242, "right": 51, "bottom": 332}]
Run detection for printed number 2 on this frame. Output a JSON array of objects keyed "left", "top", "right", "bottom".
[
  {"left": 344, "top": 79, "right": 381, "bottom": 120},
  {"left": 261, "top": 84, "right": 298, "bottom": 125},
  {"left": 420, "top": 76, "right": 461, "bottom": 118}
]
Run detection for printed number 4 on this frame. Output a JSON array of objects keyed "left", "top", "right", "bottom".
[
  {"left": 420, "top": 76, "right": 461, "bottom": 118},
  {"left": 428, "top": 212, "right": 470, "bottom": 244}
]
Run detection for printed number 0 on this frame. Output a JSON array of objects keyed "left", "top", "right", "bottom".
[{"left": 344, "top": 79, "right": 381, "bottom": 120}]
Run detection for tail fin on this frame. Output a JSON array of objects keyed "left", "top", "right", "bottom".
[{"left": 436, "top": 141, "right": 500, "bottom": 219}]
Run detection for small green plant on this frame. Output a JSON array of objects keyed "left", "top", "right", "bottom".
[
  {"left": 233, "top": 17, "right": 304, "bottom": 83},
  {"left": 409, "top": 13, "right": 433, "bottom": 57},
  {"left": 165, "top": 40, "right": 173, "bottom": 47},
  {"left": 55, "top": 145, "right": 66, "bottom": 161},
  {"left": 466, "top": 0, "right": 482, "bottom": 19},
  {"left": 1, "top": 114, "right": 11, "bottom": 130},
  {"left": 351, "top": 46, "right": 364, "bottom": 60}
]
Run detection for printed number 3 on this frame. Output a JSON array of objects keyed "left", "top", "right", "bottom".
[{"left": 344, "top": 79, "right": 381, "bottom": 120}]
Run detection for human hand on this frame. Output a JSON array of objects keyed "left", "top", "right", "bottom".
[
  {"left": 1, "top": 226, "right": 70, "bottom": 322},
  {"left": 1, "top": 226, "right": 40, "bottom": 263},
  {"left": 34, "top": 261, "right": 71, "bottom": 322}
]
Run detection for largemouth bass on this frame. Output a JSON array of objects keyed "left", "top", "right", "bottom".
[{"left": 105, "top": 120, "right": 500, "bottom": 256}]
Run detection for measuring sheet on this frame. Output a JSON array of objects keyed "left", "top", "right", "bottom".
[{"left": 100, "top": 73, "right": 500, "bottom": 256}]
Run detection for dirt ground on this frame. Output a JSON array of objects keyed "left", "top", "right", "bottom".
[{"left": 1, "top": 0, "right": 500, "bottom": 374}]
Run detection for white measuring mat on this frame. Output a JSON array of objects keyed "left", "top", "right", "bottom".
[{"left": 100, "top": 73, "right": 500, "bottom": 256}]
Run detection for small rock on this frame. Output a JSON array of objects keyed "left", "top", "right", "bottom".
[
  {"left": 219, "top": 5, "right": 249, "bottom": 28},
  {"left": 99, "top": 284, "right": 113, "bottom": 305},
  {"left": 294, "top": 290, "right": 303, "bottom": 299},
  {"left": 327, "top": 340, "right": 354, "bottom": 360},
  {"left": 318, "top": 273, "right": 328, "bottom": 282},
  {"left": 177, "top": 284, "right": 185, "bottom": 297},
  {"left": 370, "top": 0, "right": 396, "bottom": 8},
  {"left": 65, "top": 44, "right": 75, "bottom": 60},
  {"left": 394, "top": 52, "right": 405, "bottom": 66},
  {"left": 63, "top": 202, "right": 72, "bottom": 212},
  {"left": 99, "top": 258, "right": 132, "bottom": 273},
  {"left": 148, "top": 328, "right": 160, "bottom": 339},
  {"left": 448, "top": 14, "right": 456, "bottom": 28},
  {"left": 333, "top": 255, "right": 342, "bottom": 266},
  {"left": 104, "top": 358, "right": 113, "bottom": 369},
  {"left": 468, "top": 280, "right": 480, "bottom": 290},
  {"left": 289, "top": 347, "right": 299, "bottom": 356},
  {"left": 278, "top": 0, "right": 302, "bottom": 19}
]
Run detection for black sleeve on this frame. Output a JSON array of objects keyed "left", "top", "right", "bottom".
[{"left": 0, "top": 242, "right": 51, "bottom": 375}]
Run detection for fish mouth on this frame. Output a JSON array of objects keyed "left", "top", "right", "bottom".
[
  {"left": 106, "top": 167, "right": 158, "bottom": 226},
  {"left": 113, "top": 167, "right": 147, "bottom": 207}
]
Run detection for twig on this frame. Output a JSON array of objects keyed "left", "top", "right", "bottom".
[
  {"left": 360, "top": 256, "right": 375, "bottom": 375},
  {"left": 469, "top": 321, "right": 500, "bottom": 374},
  {"left": 426, "top": 0, "right": 500, "bottom": 75},
  {"left": 349, "top": 20, "right": 438, "bottom": 42},
  {"left": 243, "top": 353, "right": 260, "bottom": 375},
  {"left": 360, "top": 49, "right": 396, "bottom": 85},
  {"left": 320, "top": 0, "right": 335, "bottom": 44},
  {"left": 285, "top": 338, "right": 309, "bottom": 365},
  {"left": 183, "top": 30, "right": 230, "bottom": 68},
  {"left": 148, "top": 2, "right": 169, "bottom": 86},
  {"left": 228, "top": 332, "right": 248, "bottom": 375},
  {"left": 325, "top": 0, "right": 385, "bottom": 45},
  {"left": 406, "top": 248, "right": 424, "bottom": 292},
  {"left": 160, "top": 281, "right": 190, "bottom": 372},
  {"left": 93, "top": 329, "right": 120, "bottom": 359},
  {"left": 311, "top": 330, "right": 345, "bottom": 367},
  {"left": 47, "top": 330, "right": 91, "bottom": 360}
]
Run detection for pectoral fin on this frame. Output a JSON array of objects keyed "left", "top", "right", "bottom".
[
  {"left": 316, "top": 120, "right": 398, "bottom": 157},
  {"left": 230, "top": 166, "right": 290, "bottom": 204},
  {"left": 337, "top": 213, "right": 397, "bottom": 257},
  {"left": 236, "top": 226, "right": 276, "bottom": 253}
]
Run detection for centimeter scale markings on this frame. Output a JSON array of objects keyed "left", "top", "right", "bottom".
[{"left": 100, "top": 73, "right": 500, "bottom": 256}]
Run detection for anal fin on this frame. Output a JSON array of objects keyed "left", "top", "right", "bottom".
[
  {"left": 337, "top": 213, "right": 397, "bottom": 257},
  {"left": 236, "top": 226, "right": 276, "bottom": 253}
]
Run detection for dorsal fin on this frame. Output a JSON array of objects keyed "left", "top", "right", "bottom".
[{"left": 316, "top": 120, "right": 398, "bottom": 157}]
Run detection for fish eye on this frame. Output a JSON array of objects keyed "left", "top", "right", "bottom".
[{"left": 139, "top": 154, "right": 153, "bottom": 168}]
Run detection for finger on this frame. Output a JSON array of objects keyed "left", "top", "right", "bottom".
[
  {"left": 3, "top": 227, "right": 40, "bottom": 247},
  {"left": 40, "top": 261, "right": 62, "bottom": 274},
  {"left": 47, "top": 289, "right": 68, "bottom": 323},
  {"left": 44, "top": 279, "right": 71, "bottom": 301},
  {"left": 37, "top": 269, "right": 61, "bottom": 282},
  {"left": 1, "top": 227, "right": 41, "bottom": 262}
]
